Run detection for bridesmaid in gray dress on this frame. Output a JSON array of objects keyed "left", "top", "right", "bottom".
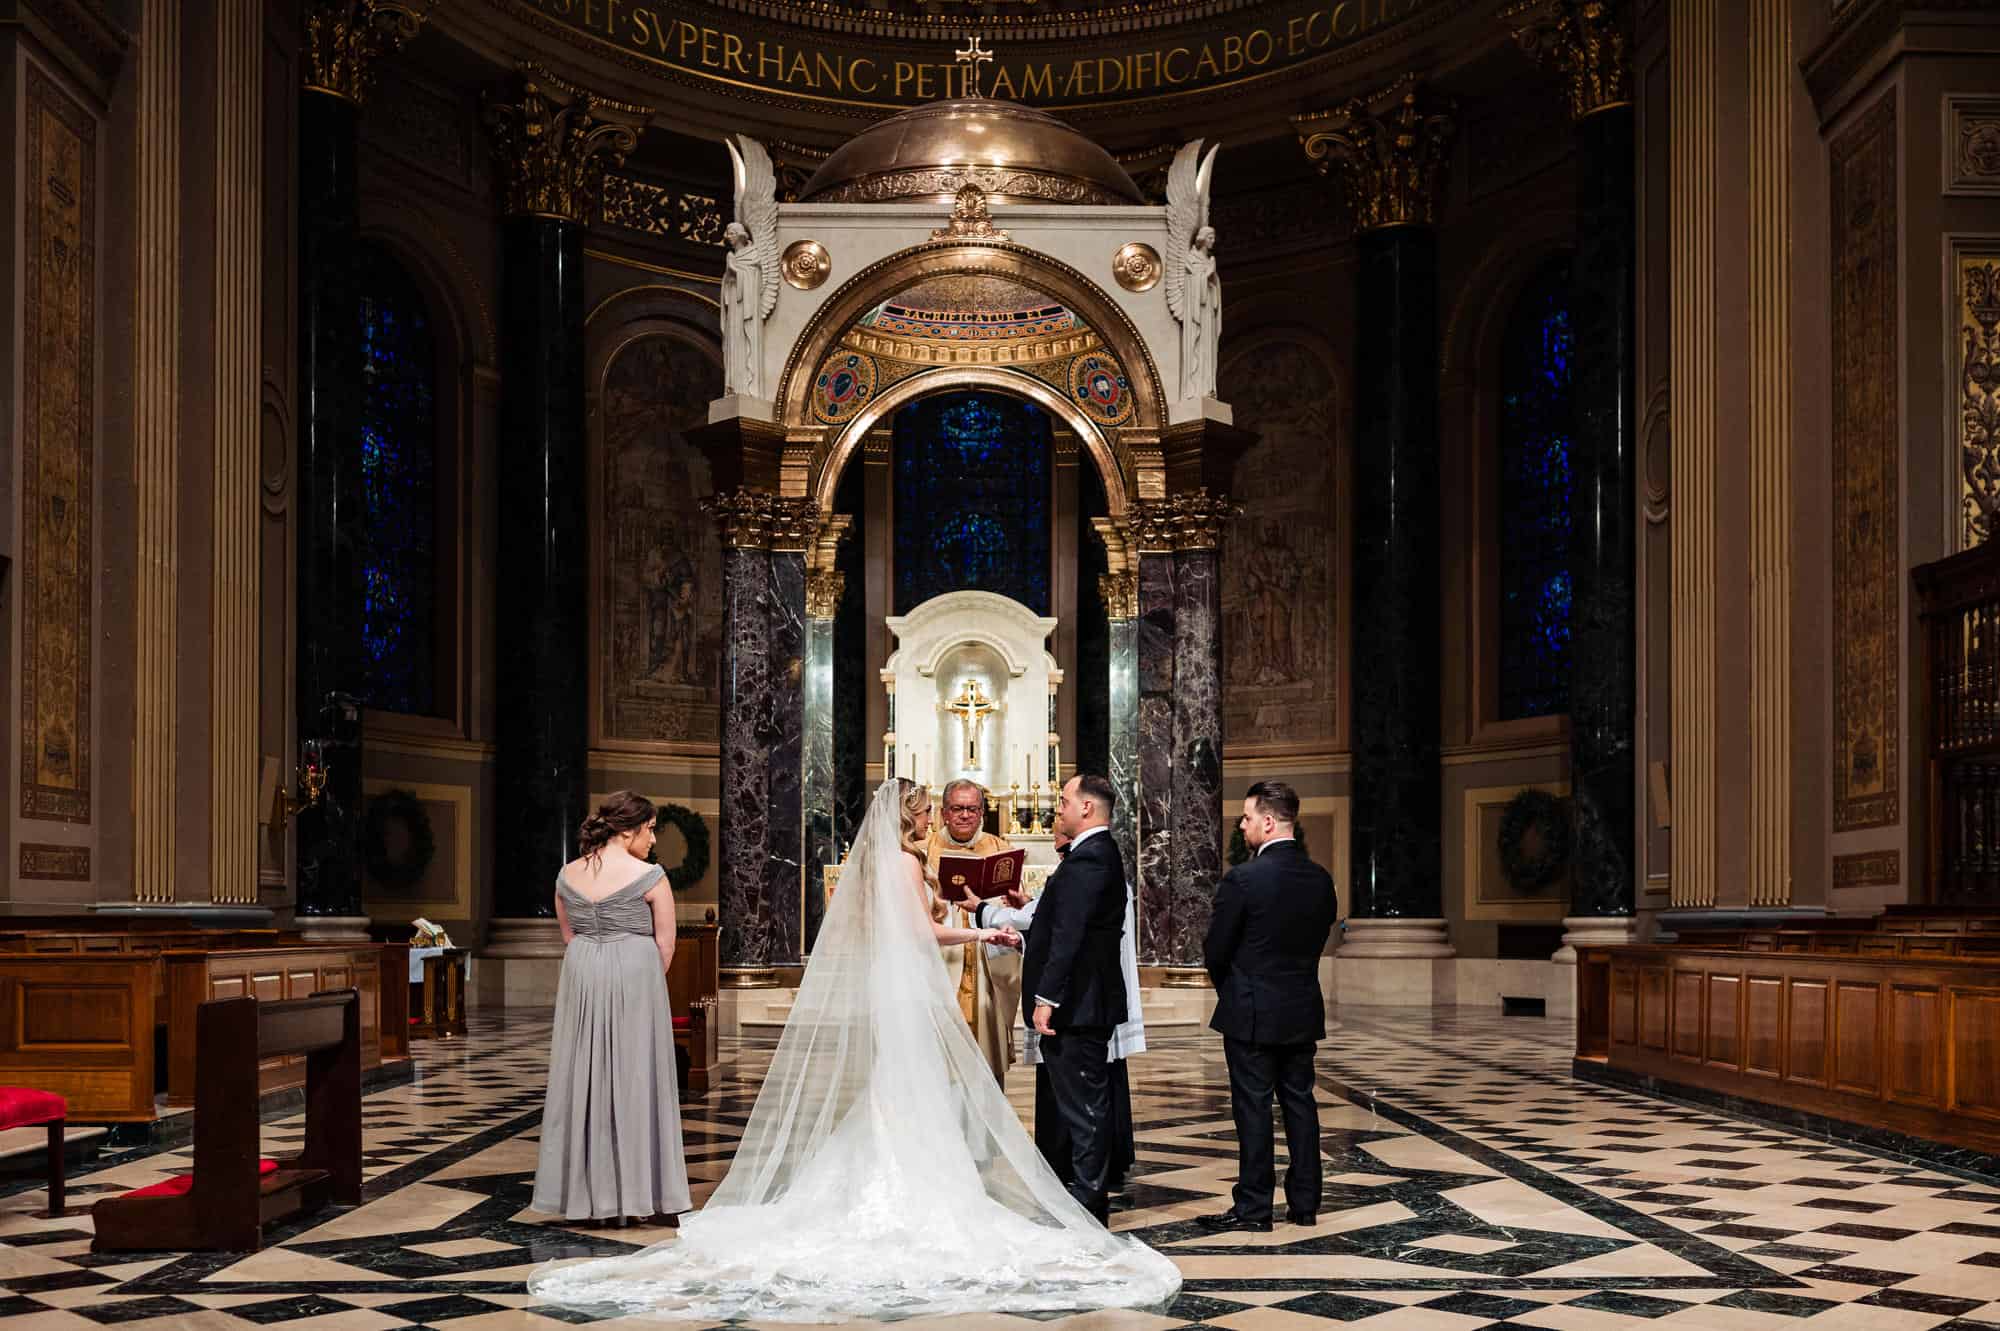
[{"left": 532, "top": 791, "right": 691, "bottom": 1224}]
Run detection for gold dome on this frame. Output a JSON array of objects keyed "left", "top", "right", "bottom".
[{"left": 799, "top": 98, "right": 1144, "bottom": 207}]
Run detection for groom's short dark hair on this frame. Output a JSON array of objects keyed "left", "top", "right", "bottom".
[
  {"left": 1245, "top": 780, "right": 1299, "bottom": 824},
  {"left": 1073, "top": 772, "right": 1117, "bottom": 817}
]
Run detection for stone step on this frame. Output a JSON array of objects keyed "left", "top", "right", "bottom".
[{"left": 733, "top": 986, "right": 1211, "bottom": 1038}]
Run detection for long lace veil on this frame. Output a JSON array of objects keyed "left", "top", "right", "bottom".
[{"left": 528, "top": 779, "right": 1182, "bottom": 1322}]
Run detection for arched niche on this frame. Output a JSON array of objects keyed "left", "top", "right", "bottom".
[{"left": 778, "top": 241, "right": 1164, "bottom": 517}]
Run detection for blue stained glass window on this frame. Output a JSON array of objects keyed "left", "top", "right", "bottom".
[
  {"left": 357, "top": 243, "right": 439, "bottom": 716},
  {"left": 1497, "top": 255, "right": 1574, "bottom": 720},
  {"left": 893, "top": 392, "right": 1051, "bottom": 614}
]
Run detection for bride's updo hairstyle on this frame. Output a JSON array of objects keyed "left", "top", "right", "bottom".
[
  {"left": 895, "top": 778, "right": 948, "bottom": 923},
  {"left": 578, "top": 790, "right": 657, "bottom": 866}
]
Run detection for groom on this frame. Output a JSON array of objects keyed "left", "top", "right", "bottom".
[{"left": 1014, "top": 773, "right": 1128, "bottom": 1224}]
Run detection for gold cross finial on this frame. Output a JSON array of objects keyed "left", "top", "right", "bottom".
[{"left": 955, "top": 36, "right": 994, "bottom": 97}]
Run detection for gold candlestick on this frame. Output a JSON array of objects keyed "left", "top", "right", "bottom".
[{"left": 1008, "top": 782, "right": 1022, "bottom": 834}]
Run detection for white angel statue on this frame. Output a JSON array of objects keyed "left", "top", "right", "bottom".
[
  {"left": 721, "top": 135, "right": 780, "bottom": 399},
  {"left": 1164, "top": 139, "right": 1222, "bottom": 405}
]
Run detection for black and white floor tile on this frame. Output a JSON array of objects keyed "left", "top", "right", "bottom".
[{"left": 5, "top": 1009, "right": 2000, "bottom": 1329}]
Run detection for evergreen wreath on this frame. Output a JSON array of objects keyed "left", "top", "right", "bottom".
[
  {"left": 653, "top": 802, "right": 711, "bottom": 890},
  {"left": 364, "top": 788, "right": 436, "bottom": 889},
  {"left": 1497, "top": 788, "right": 1571, "bottom": 890}
]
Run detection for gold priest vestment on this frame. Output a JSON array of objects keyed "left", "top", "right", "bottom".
[{"left": 925, "top": 826, "right": 1024, "bottom": 1083}]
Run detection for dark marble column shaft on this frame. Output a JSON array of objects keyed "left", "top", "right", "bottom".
[
  {"left": 294, "top": 88, "right": 366, "bottom": 920},
  {"left": 492, "top": 216, "right": 590, "bottom": 918},
  {"left": 1349, "top": 226, "right": 1443, "bottom": 919},
  {"left": 1107, "top": 613, "right": 1139, "bottom": 891},
  {"left": 1135, "top": 554, "right": 1177, "bottom": 962},
  {"left": 718, "top": 540, "right": 773, "bottom": 970},
  {"left": 763, "top": 550, "right": 808, "bottom": 964},
  {"left": 1568, "top": 104, "right": 1639, "bottom": 919},
  {"left": 1167, "top": 546, "right": 1225, "bottom": 964}
]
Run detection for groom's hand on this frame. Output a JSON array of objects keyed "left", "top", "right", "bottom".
[
  {"left": 1032, "top": 1003, "right": 1055, "bottom": 1036},
  {"left": 1003, "top": 887, "right": 1029, "bottom": 909}
]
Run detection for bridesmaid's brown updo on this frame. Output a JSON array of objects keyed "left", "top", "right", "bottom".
[{"left": 579, "top": 790, "right": 658, "bottom": 865}]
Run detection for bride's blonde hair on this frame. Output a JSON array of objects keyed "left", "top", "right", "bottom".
[{"left": 895, "top": 778, "right": 948, "bottom": 923}]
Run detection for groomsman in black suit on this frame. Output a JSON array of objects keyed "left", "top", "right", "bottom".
[
  {"left": 1198, "top": 780, "right": 1338, "bottom": 1233},
  {"left": 1015, "top": 773, "right": 1129, "bottom": 1223}
]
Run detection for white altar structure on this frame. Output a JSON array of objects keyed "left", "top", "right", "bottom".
[{"left": 882, "top": 591, "right": 1064, "bottom": 829}]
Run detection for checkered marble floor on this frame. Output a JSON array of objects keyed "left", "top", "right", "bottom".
[{"left": 5, "top": 1009, "right": 2000, "bottom": 1329}]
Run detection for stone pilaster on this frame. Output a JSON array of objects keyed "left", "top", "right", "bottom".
[
  {"left": 294, "top": 0, "right": 425, "bottom": 926},
  {"left": 132, "top": 0, "right": 180, "bottom": 905},
  {"left": 210, "top": 0, "right": 263, "bottom": 904},
  {"left": 1101, "top": 567, "right": 1140, "bottom": 890},
  {"left": 1134, "top": 553, "right": 1176, "bottom": 963},
  {"left": 1507, "top": 1, "right": 1640, "bottom": 931},
  {"left": 483, "top": 74, "right": 639, "bottom": 935},
  {"left": 1298, "top": 80, "right": 1459, "bottom": 997}
]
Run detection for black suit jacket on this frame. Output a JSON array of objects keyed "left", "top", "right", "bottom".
[
  {"left": 1011, "top": 828, "right": 1128, "bottom": 1031},
  {"left": 1204, "top": 839, "right": 1337, "bottom": 1046}
]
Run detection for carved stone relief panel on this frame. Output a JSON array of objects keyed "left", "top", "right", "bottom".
[
  {"left": 1957, "top": 246, "right": 2000, "bottom": 549},
  {"left": 1948, "top": 96, "right": 2000, "bottom": 198},
  {"left": 598, "top": 334, "right": 726, "bottom": 745},
  {"left": 20, "top": 67, "right": 95, "bottom": 824},
  {"left": 1829, "top": 97, "right": 1899, "bottom": 833},
  {"left": 1218, "top": 335, "right": 1339, "bottom": 748}
]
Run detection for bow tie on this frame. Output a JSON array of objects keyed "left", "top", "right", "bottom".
[{"left": 1055, "top": 845, "right": 1070, "bottom": 858}]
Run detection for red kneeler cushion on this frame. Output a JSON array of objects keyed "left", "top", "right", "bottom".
[
  {"left": 0, "top": 1087, "right": 66, "bottom": 1131},
  {"left": 672, "top": 1017, "right": 690, "bottom": 1031},
  {"left": 122, "top": 1159, "right": 279, "bottom": 1201}
]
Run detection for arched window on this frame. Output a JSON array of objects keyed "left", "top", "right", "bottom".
[
  {"left": 1496, "top": 255, "right": 1574, "bottom": 720},
  {"left": 892, "top": 392, "right": 1051, "bottom": 614},
  {"left": 356, "top": 242, "right": 440, "bottom": 717}
]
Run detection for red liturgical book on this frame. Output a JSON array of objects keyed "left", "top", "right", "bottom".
[{"left": 936, "top": 848, "right": 1027, "bottom": 902}]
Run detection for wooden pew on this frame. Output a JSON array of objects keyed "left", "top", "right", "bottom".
[
  {"left": 163, "top": 947, "right": 385, "bottom": 1107},
  {"left": 91, "top": 991, "right": 362, "bottom": 1252},
  {"left": 0, "top": 955, "right": 157, "bottom": 1122},
  {"left": 668, "top": 923, "right": 720, "bottom": 1097},
  {"left": 1577, "top": 942, "right": 2000, "bottom": 1156}
]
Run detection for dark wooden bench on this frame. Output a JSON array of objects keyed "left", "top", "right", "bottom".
[{"left": 91, "top": 990, "right": 362, "bottom": 1252}]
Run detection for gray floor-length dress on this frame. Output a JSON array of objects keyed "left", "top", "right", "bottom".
[{"left": 533, "top": 865, "right": 692, "bottom": 1220}]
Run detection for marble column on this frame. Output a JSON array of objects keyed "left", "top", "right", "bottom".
[
  {"left": 707, "top": 493, "right": 820, "bottom": 980},
  {"left": 1168, "top": 543, "right": 1225, "bottom": 967},
  {"left": 1134, "top": 552, "right": 1176, "bottom": 963},
  {"left": 803, "top": 570, "right": 841, "bottom": 952},
  {"left": 293, "top": 2, "right": 425, "bottom": 931},
  {"left": 1296, "top": 79, "right": 1459, "bottom": 982},
  {"left": 1103, "top": 572, "right": 1140, "bottom": 890},
  {"left": 1506, "top": 2, "right": 1641, "bottom": 954},
  {"left": 481, "top": 79, "right": 637, "bottom": 950}
]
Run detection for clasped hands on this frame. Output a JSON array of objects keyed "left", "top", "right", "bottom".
[{"left": 980, "top": 925, "right": 1023, "bottom": 950}]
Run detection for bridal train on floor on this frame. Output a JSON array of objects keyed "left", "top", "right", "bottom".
[{"left": 528, "top": 779, "right": 1182, "bottom": 1323}]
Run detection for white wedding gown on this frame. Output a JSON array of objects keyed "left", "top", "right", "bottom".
[{"left": 528, "top": 780, "right": 1182, "bottom": 1323}]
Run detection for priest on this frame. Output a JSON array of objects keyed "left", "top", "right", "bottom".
[{"left": 925, "top": 779, "right": 1022, "bottom": 1082}]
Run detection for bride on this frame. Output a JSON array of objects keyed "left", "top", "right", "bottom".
[{"left": 528, "top": 778, "right": 1183, "bottom": 1322}]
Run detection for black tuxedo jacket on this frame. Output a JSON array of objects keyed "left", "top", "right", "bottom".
[
  {"left": 1014, "top": 828, "right": 1128, "bottom": 1031},
  {"left": 1204, "top": 839, "right": 1337, "bottom": 1046}
]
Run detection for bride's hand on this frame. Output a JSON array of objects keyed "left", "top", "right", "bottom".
[{"left": 984, "top": 927, "right": 1022, "bottom": 950}]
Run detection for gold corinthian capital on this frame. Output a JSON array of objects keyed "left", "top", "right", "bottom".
[
  {"left": 1501, "top": 0, "right": 1631, "bottom": 121},
  {"left": 1127, "top": 489, "right": 1243, "bottom": 554},
  {"left": 303, "top": 0, "right": 428, "bottom": 105},
  {"left": 1291, "top": 75, "right": 1458, "bottom": 232},
  {"left": 483, "top": 68, "right": 651, "bottom": 223}
]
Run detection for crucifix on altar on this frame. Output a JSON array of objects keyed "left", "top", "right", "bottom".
[{"left": 945, "top": 679, "right": 998, "bottom": 768}]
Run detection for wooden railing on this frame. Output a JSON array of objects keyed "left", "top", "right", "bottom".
[{"left": 1914, "top": 541, "right": 2000, "bottom": 904}]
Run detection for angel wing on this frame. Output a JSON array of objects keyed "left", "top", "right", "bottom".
[
  {"left": 1163, "top": 139, "right": 1218, "bottom": 319},
  {"left": 727, "top": 135, "right": 782, "bottom": 319}
]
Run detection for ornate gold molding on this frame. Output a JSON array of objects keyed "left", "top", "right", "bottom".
[
  {"left": 1501, "top": 0, "right": 1630, "bottom": 121},
  {"left": 1291, "top": 75, "right": 1457, "bottom": 231},
  {"left": 303, "top": 0, "right": 427, "bottom": 106},
  {"left": 483, "top": 69, "right": 649, "bottom": 222},
  {"left": 598, "top": 174, "right": 724, "bottom": 244},
  {"left": 1127, "top": 489, "right": 1241, "bottom": 553},
  {"left": 704, "top": 489, "right": 821, "bottom": 551},
  {"left": 930, "top": 184, "right": 1010, "bottom": 243},
  {"left": 1099, "top": 571, "right": 1139, "bottom": 621},
  {"left": 806, "top": 571, "right": 846, "bottom": 620},
  {"left": 1958, "top": 252, "right": 2000, "bottom": 548}
]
